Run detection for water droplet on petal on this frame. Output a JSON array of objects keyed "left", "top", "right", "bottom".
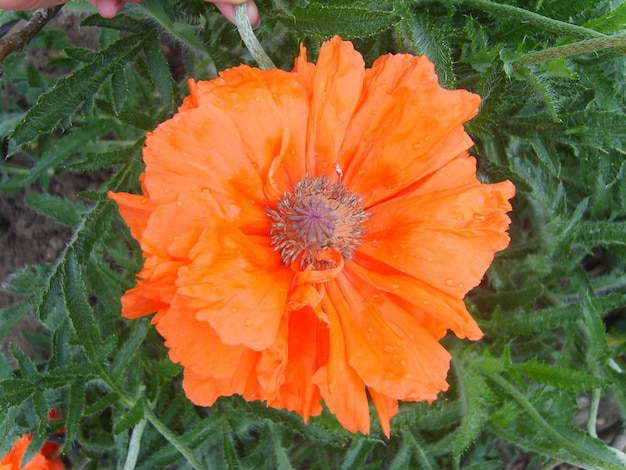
[
  {"left": 392, "top": 284, "right": 399, "bottom": 290},
  {"left": 384, "top": 345, "right": 394, "bottom": 353},
  {"left": 176, "top": 201, "right": 183, "bottom": 208},
  {"left": 400, "top": 360, "right": 407, "bottom": 367},
  {"left": 445, "top": 278, "right": 454, "bottom": 287},
  {"left": 244, "top": 318, "right": 252, "bottom": 326}
]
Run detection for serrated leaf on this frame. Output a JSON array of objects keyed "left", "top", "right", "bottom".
[
  {"left": 65, "top": 140, "right": 143, "bottom": 172},
  {"left": 570, "top": 221, "right": 626, "bottom": 250},
  {"left": 9, "top": 33, "right": 152, "bottom": 153},
  {"left": 511, "top": 359, "right": 607, "bottom": 390},
  {"left": 143, "top": 38, "right": 174, "bottom": 110},
  {"left": 110, "top": 67, "right": 128, "bottom": 115},
  {"left": 81, "top": 12, "right": 149, "bottom": 33},
  {"left": 1, "top": 120, "right": 106, "bottom": 192},
  {"left": 9, "top": 345, "right": 39, "bottom": 382},
  {"left": 112, "top": 321, "right": 148, "bottom": 380},
  {"left": 113, "top": 401, "right": 145, "bottom": 435},
  {"left": 394, "top": 5, "right": 454, "bottom": 86},
  {"left": 282, "top": 5, "right": 402, "bottom": 38},
  {"left": 84, "top": 392, "right": 120, "bottom": 416},
  {"left": 0, "top": 379, "right": 37, "bottom": 407},
  {"left": 64, "top": 381, "right": 85, "bottom": 452},
  {"left": 0, "top": 302, "right": 33, "bottom": 341},
  {"left": 61, "top": 249, "right": 102, "bottom": 362},
  {"left": 25, "top": 193, "right": 82, "bottom": 228},
  {"left": 498, "top": 293, "right": 626, "bottom": 336}
]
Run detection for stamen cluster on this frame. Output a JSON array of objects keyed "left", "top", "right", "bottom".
[{"left": 266, "top": 175, "right": 370, "bottom": 269}]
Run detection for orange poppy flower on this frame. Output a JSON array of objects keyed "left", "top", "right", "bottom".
[
  {"left": 109, "top": 36, "right": 514, "bottom": 436},
  {"left": 1, "top": 434, "right": 63, "bottom": 470}
]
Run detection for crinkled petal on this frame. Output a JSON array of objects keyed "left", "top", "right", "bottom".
[
  {"left": 156, "top": 297, "right": 256, "bottom": 379},
  {"left": 327, "top": 272, "right": 452, "bottom": 401},
  {"left": 369, "top": 388, "right": 399, "bottom": 439},
  {"left": 348, "top": 255, "right": 482, "bottom": 340},
  {"left": 360, "top": 156, "right": 514, "bottom": 299},
  {"left": 182, "top": 358, "right": 262, "bottom": 407},
  {"left": 312, "top": 287, "right": 370, "bottom": 435},
  {"left": 340, "top": 53, "right": 481, "bottom": 206},
  {"left": 266, "top": 308, "right": 327, "bottom": 422},
  {"left": 177, "top": 218, "right": 291, "bottom": 351},
  {"left": 306, "top": 36, "right": 365, "bottom": 176},
  {"left": 108, "top": 190, "right": 156, "bottom": 241},
  {"left": 143, "top": 68, "right": 310, "bottom": 209}
]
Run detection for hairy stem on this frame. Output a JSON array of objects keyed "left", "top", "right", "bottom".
[
  {"left": 144, "top": 405, "right": 208, "bottom": 470},
  {"left": 0, "top": 6, "right": 62, "bottom": 78},
  {"left": 123, "top": 417, "right": 147, "bottom": 470},
  {"left": 235, "top": 3, "right": 275, "bottom": 70},
  {"left": 453, "top": 0, "right": 603, "bottom": 40},
  {"left": 511, "top": 32, "right": 626, "bottom": 68}
]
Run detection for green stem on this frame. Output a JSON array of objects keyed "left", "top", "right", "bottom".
[
  {"left": 587, "top": 389, "right": 601, "bottom": 438},
  {"left": 487, "top": 372, "right": 625, "bottom": 468},
  {"left": 144, "top": 405, "right": 207, "bottom": 470},
  {"left": 511, "top": 32, "right": 626, "bottom": 68},
  {"left": 234, "top": 3, "right": 275, "bottom": 70},
  {"left": 453, "top": 0, "right": 604, "bottom": 40},
  {"left": 123, "top": 417, "right": 147, "bottom": 470}
]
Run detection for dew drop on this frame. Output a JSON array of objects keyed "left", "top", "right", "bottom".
[
  {"left": 244, "top": 318, "right": 252, "bottom": 326},
  {"left": 392, "top": 284, "right": 399, "bottom": 290},
  {"left": 141, "top": 198, "right": 148, "bottom": 205},
  {"left": 250, "top": 199, "right": 256, "bottom": 205},
  {"left": 445, "top": 278, "right": 454, "bottom": 287},
  {"left": 176, "top": 201, "right": 183, "bottom": 208},
  {"left": 384, "top": 345, "right": 394, "bottom": 353},
  {"left": 400, "top": 360, "right": 406, "bottom": 367},
  {"left": 423, "top": 299, "right": 430, "bottom": 305},
  {"left": 401, "top": 243, "right": 409, "bottom": 249},
  {"left": 231, "top": 307, "right": 238, "bottom": 313}
]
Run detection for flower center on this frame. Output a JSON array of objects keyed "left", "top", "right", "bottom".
[{"left": 266, "top": 175, "right": 370, "bottom": 270}]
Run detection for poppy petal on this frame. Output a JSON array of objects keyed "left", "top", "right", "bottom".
[
  {"left": 361, "top": 156, "right": 514, "bottom": 299},
  {"left": 328, "top": 272, "right": 452, "bottom": 401},
  {"left": 341, "top": 53, "right": 481, "bottom": 205},
  {"left": 177, "top": 219, "right": 292, "bottom": 351},
  {"left": 306, "top": 36, "right": 365, "bottom": 176}
]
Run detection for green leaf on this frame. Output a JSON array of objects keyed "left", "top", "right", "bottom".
[
  {"left": 497, "top": 293, "right": 626, "bottom": 336},
  {"left": 0, "top": 302, "right": 33, "bottom": 342},
  {"left": 0, "top": 379, "right": 37, "bottom": 407},
  {"left": 143, "top": 37, "right": 175, "bottom": 111},
  {"left": 25, "top": 193, "right": 82, "bottom": 228},
  {"left": 570, "top": 221, "right": 626, "bottom": 250},
  {"left": 61, "top": 249, "right": 102, "bottom": 362},
  {"left": 510, "top": 359, "right": 608, "bottom": 390},
  {"left": 112, "top": 321, "right": 149, "bottom": 380},
  {"left": 1, "top": 120, "right": 107, "bottom": 192},
  {"left": 113, "top": 401, "right": 145, "bottom": 435},
  {"left": 394, "top": 4, "right": 454, "bottom": 86},
  {"left": 8, "top": 33, "right": 153, "bottom": 153},
  {"left": 9, "top": 345, "right": 39, "bottom": 382},
  {"left": 281, "top": 4, "right": 402, "bottom": 39},
  {"left": 64, "top": 380, "right": 86, "bottom": 453}
]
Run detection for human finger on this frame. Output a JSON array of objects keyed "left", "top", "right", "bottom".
[
  {"left": 0, "top": 0, "right": 67, "bottom": 9},
  {"left": 211, "top": 1, "right": 259, "bottom": 27}
]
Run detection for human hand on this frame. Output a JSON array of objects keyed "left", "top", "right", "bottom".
[{"left": 0, "top": 0, "right": 259, "bottom": 25}]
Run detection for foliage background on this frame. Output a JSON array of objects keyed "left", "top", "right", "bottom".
[{"left": 0, "top": 0, "right": 625, "bottom": 468}]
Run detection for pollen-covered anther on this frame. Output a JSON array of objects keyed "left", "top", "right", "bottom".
[{"left": 266, "top": 175, "right": 370, "bottom": 270}]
